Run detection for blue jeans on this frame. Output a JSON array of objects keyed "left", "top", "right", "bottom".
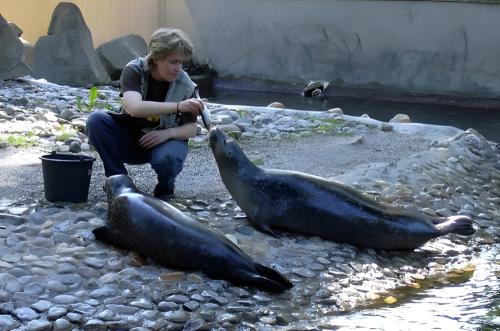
[{"left": 86, "top": 111, "right": 188, "bottom": 191}]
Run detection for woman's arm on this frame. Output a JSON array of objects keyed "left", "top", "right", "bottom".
[
  {"left": 138, "top": 122, "right": 197, "bottom": 149},
  {"left": 122, "top": 91, "right": 203, "bottom": 118}
]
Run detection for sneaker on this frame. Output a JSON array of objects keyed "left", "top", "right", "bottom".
[{"left": 153, "top": 185, "right": 175, "bottom": 201}]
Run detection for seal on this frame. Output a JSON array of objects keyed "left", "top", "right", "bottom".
[
  {"left": 93, "top": 174, "right": 292, "bottom": 293},
  {"left": 208, "top": 128, "right": 475, "bottom": 250}
]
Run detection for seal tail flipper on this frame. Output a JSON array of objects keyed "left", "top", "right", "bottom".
[
  {"left": 237, "top": 263, "right": 293, "bottom": 293},
  {"left": 255, "top": 263, "right": 293, "bottom": 290},
  {"left": 435, "top": 215, "right": 475, "bottom": 236}
]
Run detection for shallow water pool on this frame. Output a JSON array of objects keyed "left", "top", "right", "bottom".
[{"left": 206, "top": 89, "right": 500, "bottom": 143}]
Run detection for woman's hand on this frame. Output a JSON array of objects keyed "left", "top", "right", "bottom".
[
  {"left": 178, "top": 98, "right": 204, "bottom": 116},
  {"left": 138, "top": 129, "right": 170, "bottom": 149}
]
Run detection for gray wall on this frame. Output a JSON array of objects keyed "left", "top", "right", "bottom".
[{"left": 186, "top": 0, "right": 500, "bottom": 97}]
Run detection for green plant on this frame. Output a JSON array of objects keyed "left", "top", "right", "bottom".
[
  {"left": 188, "top": 139, "right": 204, "bottom": 149},
  {"left": 314, "top": 118, "right": 344, "bottom": 134},
  {"left": 76, "top": 86, "right": 101, "bottom": 113},
  {"left": 76, "top": 96, "right": 84, "bottom": 112},
  {"left": 55, "top": 124, "right": 77, "bottom": 142},
  {"left": 0, "top": 132, "right": 39, "bottom": 147},
  {"left": 235, "top": 108, "right": 249, "bottom": 118},
  {"left": 251, "top": 158, "right": 264, "bottom": 166},
  {"left": 227, "top": 131, "right": 242, "bottom": 140},
  {"left": 87, "top": 86, "right": 98, "bottom": 112}
]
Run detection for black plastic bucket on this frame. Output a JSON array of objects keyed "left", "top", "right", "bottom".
[{"left": 40, "top": 153, "right": 96, "bottom": 203}]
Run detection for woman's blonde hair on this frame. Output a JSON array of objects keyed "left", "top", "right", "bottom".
[{"left": 146, "top": 27, "right": 194, "bottom": 67}]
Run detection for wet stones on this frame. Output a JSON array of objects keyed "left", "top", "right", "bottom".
[{"left": 0, "top": 80, "right": 498, "bottom": 329}]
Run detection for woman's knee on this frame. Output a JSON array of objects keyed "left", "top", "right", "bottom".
[
  {"left": 151, "top": 154, "right": 185, "bottom": 175},
  {"left": 86, "top": 111, "right": 104, "bottom": 133},
  {"left": 86, "top": 111, "right": 115, "bottom": 140}
]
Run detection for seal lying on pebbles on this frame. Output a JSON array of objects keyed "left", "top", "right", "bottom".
[
  {"left": 93, "top": 174, "right": 292, "bottom": 293},
  {"left": 208, "top": 129, "right": 475, "bottom": 250}
]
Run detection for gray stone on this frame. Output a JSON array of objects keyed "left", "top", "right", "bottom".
[
  {"left": 0, "top": 314, "right": 20, "bottom": 329},
  {"left": 84, "top": 319, "right": 106, "bottom": 330},
  {"left": 14, "top": 307, "right": 39, "bottom": 321},
  {"left": 164, "top": 309, "right": 190, "bottom": 323},
  {"left": 46, "top": 280, "right": 68, "bottom": 293},
  {"left": 66, "top": 312, "right": 84, "bottom": 324},
  {"left": 59, "top": 108, "right": 79, "bottom": 121},
  {"left": 53, "top": 294, "right": 78, "bottom": 304},
  {"left": 70, "top": 302, "right": 97, "bottom": 315},
  {"left": 166, "top": 294, "right": 190, "bottom": 304},
  {"left": 50, "top": 274, "right": 82, "bottom": 286},
  {"left": 32, "top": 3, "right": 110, "bottom": 86},
  {"left": 24, "top": 282, "right": 45, "bottom": 295},
  {"left": 183, "top": 300, "right": 200, "bottom": 312},
  {"left": 106, "top": 304, "right": 140, "bottom": 315},
  {"left": 69, "top": 141, "right": 81, "bottom": 153},
  {"left": 53, "top": 318, "right": 72, "bottom": 330},
  {"left": 0, "top": 15, "right": 31, "bottom": 80},
  {"left": 90, "top": 286, "right": 119, "bottom": 298},
  {"left": 389, "top": 114, "right": 411, "bottom": 123},
  {"left": 130, "top": 298, "right": 154, "bottom": 309},
  {"left": 158, "top": 301, "right": 178, "bottom": 311},
  {"left": 381, "top": 123, "right": 393, "bottom": 132},
  {"left": 31, "top": 300, "right": 53, "bottom": 312},
  {"left": 292, "top": 267, "right": 316, "bottom": 278},
  {"left": 8, "top": 22, "right": 22, "bottom": 37},
  {"left": 96, "top": 34, "right": 147, "bottom": 80},
  {"left": 96, "top": 309, "right": 117, "bottom": 321},
  {"left": 83, "top": 257, "right": 105, "bottom": 269},
  {"left": 201, "top": 290, "right": 229, "bottom": 305},
  {"left": 48, "top": 306, "right": 68, "bottom": 320},
  {"left": 0, "top": 302, "right": 14, "bottom": 314},
  {"left": 26, "top": 319, "right": 52, "bottom": 331},
  {"left": 183, "top": 318, "right": 211, "bottom": 331},
  {"left": 217, "top": 313, "right": 241, "bottom": 324}
]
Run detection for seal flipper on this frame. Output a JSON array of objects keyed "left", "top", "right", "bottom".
[
  {"left": 239, "top": 265, "right": 293, "bottom": 293},
  {"left": 93, "top": 225, "right": 127, "bottom": 249},
  {"left": 435, "top": 215, "right": 475, "bottom": 236},
  {"left": 254, "top": 263, "right": 293, "bottom": 290},
  {"left": 249, "top": 220, "right": 279, "bottom": 237}
]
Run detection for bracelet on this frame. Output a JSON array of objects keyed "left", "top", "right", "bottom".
[{"left": 176, "top": 101, "right": 180, "bottom": 113}]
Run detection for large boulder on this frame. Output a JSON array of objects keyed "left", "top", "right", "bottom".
[
  {"left": 32, "top": 2, "right": 110, "bottom": 86},
  {"left": 20, "top": 38, "right": 35, "bottom": 68},
  {"left": 0, "top": 15, "right": 31, "bottom": 80},
  {"left": 8, "top": 22, "right": 35, "bottom": 68},
  {"left": 97, "top": 34, "right": 148, "bottom": 81}
]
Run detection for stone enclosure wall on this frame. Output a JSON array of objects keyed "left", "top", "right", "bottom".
[{"left": 1, "top": 0, "right": 500, "bottom": 97}]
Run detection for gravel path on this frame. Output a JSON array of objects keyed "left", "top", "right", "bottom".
[{"left": 0, "top": 129, "right": 430, "bottom": 204}]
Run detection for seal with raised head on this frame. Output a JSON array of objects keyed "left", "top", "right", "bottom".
[
  {"left": 93, "top": 174, "right": 292, "bottom": 293},
  {"left": 208, "top": 129, "right": 475, "bottom": 250}
]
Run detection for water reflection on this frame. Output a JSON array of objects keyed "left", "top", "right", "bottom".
[
  {"left": 207, "top": 89, "right": 500, "bottom": 142},
  {"left": 320, "top": 246, "right": 499, "bottom": 330}
]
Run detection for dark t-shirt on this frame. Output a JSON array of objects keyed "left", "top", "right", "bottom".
[{"left": 119, "top": 65, "right": 197, "bottom": 129}]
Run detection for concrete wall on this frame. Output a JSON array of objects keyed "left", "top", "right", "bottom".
[
  {"left": 2, "top": 0, "right": 499, "bottom": 97},
  {"left": 186, "top": 0, "right": 500, "bottom": 97}
]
